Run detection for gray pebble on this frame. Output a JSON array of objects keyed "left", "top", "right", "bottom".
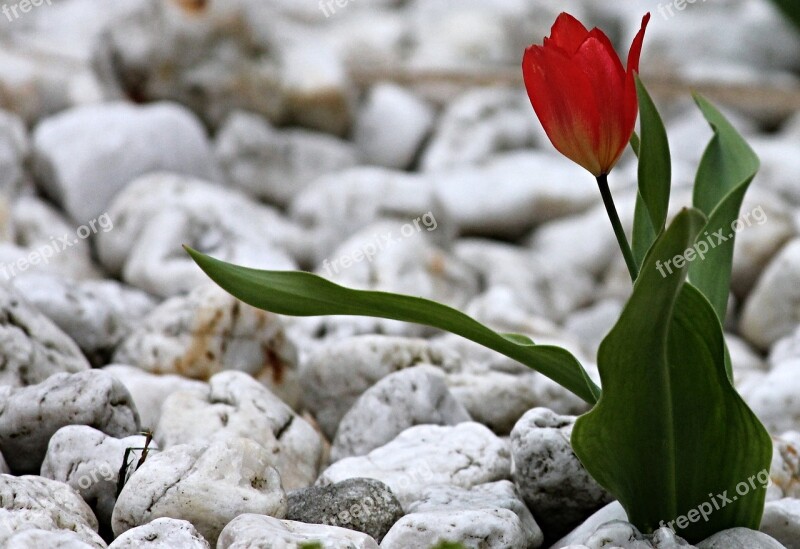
[{"left": 286, "top": 478, "right": 403, "bottom": 542}]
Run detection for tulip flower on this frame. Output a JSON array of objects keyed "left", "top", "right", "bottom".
[
  {"left": 522, "top": 13, "right": 651, "bottom": 282},
  {"left": 522, "top": 13, "right": 650, "bottom": 177}
]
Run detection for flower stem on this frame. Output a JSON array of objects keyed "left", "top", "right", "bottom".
[{"left": 596, "top": 174, "right": 639, "bottom": 282}]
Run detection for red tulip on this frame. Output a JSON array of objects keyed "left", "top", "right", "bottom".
[{"left": 523, "top": 13, "right": 650, "bottom": 176}]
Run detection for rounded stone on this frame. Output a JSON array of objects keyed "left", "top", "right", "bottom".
[{"left": 286, "top": 478, "right": 404, "bottom": 542}]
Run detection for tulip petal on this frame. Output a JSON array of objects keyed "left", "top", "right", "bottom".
[
  {"left": 624, "top": 14, "right": 652, "bottom": 139},
  {"left": 546, "top": 12, "right": 590, "bottom": 55},
  {"left": 523, "top": 44, "right": 602, "bottom": 175},
  {"left": 627, "top": 13, "right": 651, "bottom": 75},
  {"left": 573, "top": 30, "right": 627, "bottom": 173}
]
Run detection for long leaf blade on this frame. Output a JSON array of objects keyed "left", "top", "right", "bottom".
[
  {"left": 636, "top": 76, "right": 671, "bottom": 233},
  {"left": 689, "top": 95, "right": 760, "bottom": 322},
  {"left": 184, "top": 246, "right": 601, "bottom": 404},
  {"left": 632, "top": 78, "right": 671, "bottom": 267}
]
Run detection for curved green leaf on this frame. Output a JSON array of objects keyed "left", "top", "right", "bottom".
[
  {"left": 769, "top": 0, "right": 800, "bottom": 31},
  {"left": 572, "top": 208, "right": 772, "bottom": 542},
  {"left": 184, "top": 246, "right": 601, "bottom": 404},
  {"left": 632, "top": 78, "right": 671, "bottom": 269},
  {"left": 689, "top": 95, "right": 759, "bottom": 322}
]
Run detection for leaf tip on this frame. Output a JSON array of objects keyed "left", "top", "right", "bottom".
[
  {"left": 183, "top": 245, "right": 202, "bottom": 262},
  {"left": 183, "top": 246, "right": 214, "bottom": 275},
  {"left": 691, "top": 92, "right": 716, "bottom": 116}
]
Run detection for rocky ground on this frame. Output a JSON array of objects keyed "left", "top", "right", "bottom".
[{"left": 0, "top": 0, "right": 799, "bottom": 548}]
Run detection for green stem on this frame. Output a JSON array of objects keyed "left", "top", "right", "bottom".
[{"left": 597, "top": 174, "right": 639, "bottom": 282}]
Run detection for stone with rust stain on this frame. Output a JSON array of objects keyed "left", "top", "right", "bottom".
[
  {"left": 114, "top": 284, "right": 301, "bottom": 409},
  {"left": 768, "top": 432, "right": 800, "bottom": 501},
  {"left": 172, "top": 0, "right": 208, "bottom": 15}
]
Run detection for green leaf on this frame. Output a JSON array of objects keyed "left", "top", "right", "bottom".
[
  {"left": 632, "top": 192, "right": 657, "bottom": 269},
  {"left": 689, "top": 95, "right": 759, "bottom": 322},
  {"left": 769, "top": 0, "right": 800, "bottom": 31},
  {"left": 184, "top": 247, "right": 601, "bottom": 404},
  {"left": 630, "top": 132, "right": 641, "bottom": 157},
  {"left": 571, "top": 209, "right": 772, "bottom": 542},
  {"left": 635, "top": 77, "right": 671, "bottom": 234},
  {"left": 632, "top": 77, "right": 671, "bottom": 268}
]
